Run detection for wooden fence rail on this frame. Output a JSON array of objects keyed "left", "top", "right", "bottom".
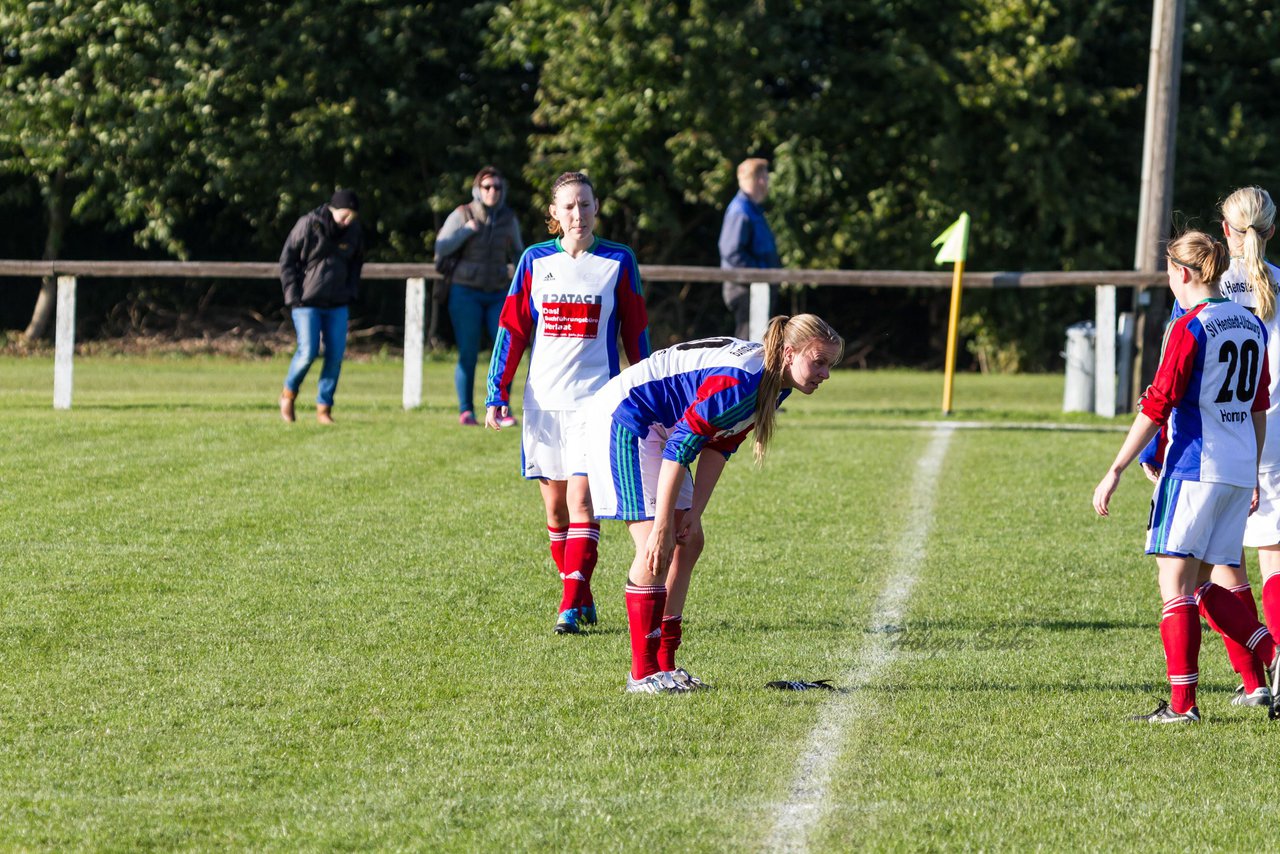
[
  {"left": 0, "top": 259, "right": 1164, "bottom": 288},
  {"left": 2, "top": 260, "right": 1157, "bottom": 414}
]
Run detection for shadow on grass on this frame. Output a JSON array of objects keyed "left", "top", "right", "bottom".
[
  {"left": 873, "top": 617, "right": 1149, "bottom": 632},
  {"left": 21, "top": 401, "right": 458, "bottom": 415},
  {"left": 701, "top": 616, "right": 1148, "bottom": 633},
  {"left": 800, "top": 416, "right": 1125, "bottom": 434}
]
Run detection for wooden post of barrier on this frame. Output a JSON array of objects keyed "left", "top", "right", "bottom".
[
  {"left": 748, "top": 282, "right": 769, "bottom": 342},
  {"left": 53, "top": 275, "right": 76, "bottom": 410},
  {"left": 1095, "top": 284, "right": 1117, "bottom": 417},
  {"left": 403, "top": 277, "right": 425, "bottom": 410}
]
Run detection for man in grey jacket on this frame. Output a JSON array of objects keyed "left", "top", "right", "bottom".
[{"left": 434, "top": 166, "right": 524, "bottom": 426}]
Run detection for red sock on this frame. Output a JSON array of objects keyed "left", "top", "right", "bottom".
[
  {"left": 625, "top": 584, "right": 666, "bottom": 680},
  {"left": 1161, "top": 595, "right": 1200, "bottom": 714},
  {"left": 1231, "top": 583, "right": 1267, "bottom": 692},
  {"left": 1263, "top": 574, "right": 1280, "bottom": 639},
  {"left": 563, "top": 523, "right": 599, "bottom": 611},
  {"left": 1200, "top": 583, "right": 1266, "bottom": 692},
  {"left": 657, "top": 615, "right": 683, "bottom": 671},
  {"left": 547, "top": 526, "right": 567, "bottom": 575},
  {"left": 1197, "top": 582, "right": 1276, "bottom": 667}
]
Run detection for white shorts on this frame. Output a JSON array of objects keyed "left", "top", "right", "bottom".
[
  {"left": 1244, "top": 469, "right": 1280, "bottom": 548},
  {"left": 521, "top": 409, "right": 586, "bottom": 481},
  {"left": 1146, "top": 477, "right": 1250, "bottom": 567},
  {"left": 584, "top": 418, "right": 694, "bottom": 521}
]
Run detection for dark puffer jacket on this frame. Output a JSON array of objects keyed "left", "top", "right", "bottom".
[{"left": 280, "top": 205, "right": 365, "bottom": 307}]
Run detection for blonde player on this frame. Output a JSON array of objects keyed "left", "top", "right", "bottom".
[{"left": 579, "top": 315, "right": 843, "bottom": 693}]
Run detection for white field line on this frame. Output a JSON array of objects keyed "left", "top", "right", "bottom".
[{"left": 764, "top": 424, "right": 955, "bottom": 854}]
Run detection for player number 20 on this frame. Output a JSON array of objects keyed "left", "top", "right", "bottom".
[{"left": 1215, "top": 339, "right": 1261, "bottom": 403}]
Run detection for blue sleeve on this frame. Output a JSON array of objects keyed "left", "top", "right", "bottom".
[
  {"left": 663, "top": 375, "right": 759, "bottom": 465},
  {"left": 1138, "top": 300, "right": 1187, "bottom": 469},
  {"left": 718, "top": 204, "right": 751, "bottom": 268},
  {"left": 1137, "top": 434, "right": 1161, "bottom": 467}
]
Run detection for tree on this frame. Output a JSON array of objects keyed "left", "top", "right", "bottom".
[
  {"left": 0, "top": 0, "right": 178, "bottom": 340},
  {"left": 1, "top": 0, "right": 534, "bottom": 338}
]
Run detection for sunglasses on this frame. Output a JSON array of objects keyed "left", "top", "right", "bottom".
[{"left": 480, "top": 183, "right": 502, "bottom": 191}]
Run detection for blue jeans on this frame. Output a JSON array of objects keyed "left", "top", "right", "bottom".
[
  {"left": 449, "top": 284, "right": 505, "bottom": 413},
  {"left": 284, "top": 306, "right": 348, "bottom": 406}
]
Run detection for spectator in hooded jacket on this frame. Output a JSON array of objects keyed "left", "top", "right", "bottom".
[
  {"left": 278, "top": 188, "right": 364, "bottom": 425},
  {"left": 434, "top": 167, "right": 525, "bottom": 426}
]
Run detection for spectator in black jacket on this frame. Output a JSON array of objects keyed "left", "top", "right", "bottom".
[{"left": 278, "top": 189, "right": 364, "bottom": 424}]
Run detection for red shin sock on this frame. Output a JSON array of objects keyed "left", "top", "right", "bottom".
[
  {"left": 1197, "top": 582, "right": 1276, "bottom": 668},
  {"left": 1161, "top": 595, "right": 1200, "bottom": 714},
  {"left": 657, "top": 615, "right": 683, "bottom": 671},
  {"left": 625, "top": 584, "right": 666, "bottom": 680}
]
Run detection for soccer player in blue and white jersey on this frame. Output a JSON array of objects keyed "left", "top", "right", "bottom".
[
  {"left": 1135, "top": 187, "right": 1280, "bottom": 708},
  {"left": 578, "top": 314, "right": 843, "bottom": 693},
  {"left": 1093, "top": 230, "right": 1280, "bottom": 723},
  {"left": 484, "top": 172, "right": 651, "bottom": 635}
]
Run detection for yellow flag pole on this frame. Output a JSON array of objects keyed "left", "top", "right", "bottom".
[
  {"left": 932, "top": 211, "right": 970, "bottom": 415},
  {"left": 941, "top": 259, "right": 965, "bottom": 415}
]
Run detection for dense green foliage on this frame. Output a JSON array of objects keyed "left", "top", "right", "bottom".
[{"left": 3, "top": 1, "right": 1280, "bottom": 365}]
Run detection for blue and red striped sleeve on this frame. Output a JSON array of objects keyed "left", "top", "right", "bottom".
[
  {"left": 663, "top": 374, "right": 759, "bottom": 465},
  {"left": 485, "top": 258, "right": 535, "bottom": 408},
  {"left": 1137, "top": 312, "right": 1201, "bottom": 426},
  {"left": 616, "top": 250, "right": 650, "bottom": 365}
]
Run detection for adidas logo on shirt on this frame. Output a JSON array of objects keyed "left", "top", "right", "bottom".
[{"left": 543, "top": 272, "right": 556, "bottom": 281}]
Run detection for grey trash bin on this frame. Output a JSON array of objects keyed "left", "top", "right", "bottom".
[{"left": 1063, "top": 321, "right": 1095, "bottom": 413}]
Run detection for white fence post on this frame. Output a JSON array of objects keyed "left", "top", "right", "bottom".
[
  {"left": 403, "top": 277, "right": 426, "bottom": 410},
  {"left": 53, "top": 275, "right": 76, "bottom": 410},
  {"left": 1094, "top": 284, "right": 1117, "bottom": 417},
  {"left": 748, "top": 282, "right": 770, "bottom": 342}
]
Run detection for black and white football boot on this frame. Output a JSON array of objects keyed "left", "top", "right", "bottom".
[
  {"left": 1231, "top": 685, "right": 1272, "bottom": 707},
  {"left": 667, "top": 667, "right": 711, "bottom": 691},
  {"left": 1129, "top": 699, "right": 1200, "bottom": 724},
  {"left": 1270, "top": 654, "right": 1280, "bottom": 720}
]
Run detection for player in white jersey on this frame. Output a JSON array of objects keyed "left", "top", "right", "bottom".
[
  {"left": 1093, "top": 230, "right": 1280, "bottom": 723},
  {"left": 576, "top": 314, "right": 843, "bottom": 694},
  {"left": 1136, "top": 187, "right": 1280, "bottom": 707},
  {"left": 484, "top": 171, "right": 651, "bottom": 635}
]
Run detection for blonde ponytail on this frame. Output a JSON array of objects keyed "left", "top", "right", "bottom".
[
  {"left": 1221, "top": 186, "right": 1277, "bottom": 321},
  {"left": 751, "top": 314, "right": 844, "bottom": 466}
]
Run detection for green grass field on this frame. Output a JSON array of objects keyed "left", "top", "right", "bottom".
[{"left": 3, "top": 355, "right": 1274, "bottom": 850}]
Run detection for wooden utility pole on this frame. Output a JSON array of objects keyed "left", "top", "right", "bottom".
[{"left": 1132, "top": 0, "right": 1185, "bottom": 400}]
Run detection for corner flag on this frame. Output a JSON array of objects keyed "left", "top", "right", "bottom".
[
  {"left": 933, "top": 212, "right": 971, "bottom": 414},
  {"left": 932, "top": 212, "right": 970, "bottom": 265}
]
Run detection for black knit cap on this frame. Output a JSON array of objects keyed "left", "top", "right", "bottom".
[{"left": 329, "top": 189, "right": 359, "bottom": 211}]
